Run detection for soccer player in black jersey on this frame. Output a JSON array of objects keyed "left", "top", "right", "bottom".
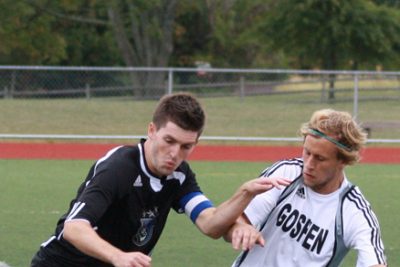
[{"left": 31, "top": 93, "right": 289, "bottom": 267}]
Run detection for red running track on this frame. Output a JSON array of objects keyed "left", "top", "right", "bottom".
[{"left": 0, "top": 142, "right": 399, "bottom": 164}]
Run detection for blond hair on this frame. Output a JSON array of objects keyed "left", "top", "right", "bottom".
[{"left": 300, "top": 109, "right": 367, "bottom": 165}]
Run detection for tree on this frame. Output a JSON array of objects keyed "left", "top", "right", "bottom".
[
  {"left": 204, "top": 0, "right": 275, "bottom": 68},
  {"left": 262, "top": 0, "right": 400, "bottom": 99},
  {"left": 106, "top": 0, "right": 178, "bottom": 97},
  {"left": 169, "top": 2, "right": 212, "bottom": 67},
  {"left": 172, "top": 0, "right": 279, "bottom": 69},
  {"left": 21, "top": 0, "right": 178, "bottom": 97},
  {"left": 0, "top": 0, "right": 66, "bottom": 65},
  {"left": 49, "top": 1, "right": 121, "bottom": 67}
]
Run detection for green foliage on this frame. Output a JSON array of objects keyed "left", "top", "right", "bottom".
[
  {"left": 54, "top": 1, "right": 122, "bottom": 66},
  {"left": 172, "top": 2, "right": 211, "bottom": 66},
  {"left": 208, "top": 0, "right": 276, "bottom": 68},
  {"left": 1, "top": 0, "right": 400, "bottom": 69},
  {"left": 262, "top": 0, "right": 400, "bottom": 70},
  {"left": 0, "top": 0, "right": 120, "bottom": 66},
  {"left": 0, "top": 1, "right": 67, "bottom": 64}
]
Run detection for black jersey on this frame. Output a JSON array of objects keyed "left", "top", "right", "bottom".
[{"left": 38, "top": 140, "right": 204, "bottom": 267}]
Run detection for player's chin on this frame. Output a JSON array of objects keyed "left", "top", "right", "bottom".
[
  {"left": 160, "top": 165, "right": 176, "bottom": 176},
  {"left": 303, "top": 175, "right": 315, "bottom": 187}
]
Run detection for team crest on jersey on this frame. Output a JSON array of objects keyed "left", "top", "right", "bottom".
[
  {"left": 132, "top": 207, "right": 159, "bottom": 246},
  {"left": 296, "top": 186, "right": 306, "bottom": 199}
]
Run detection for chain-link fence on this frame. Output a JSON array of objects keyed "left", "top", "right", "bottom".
[
  {"left": 1, "top": 66, "right": 399, "bottom": 99},
  {"left": 1, "top": 66, "right": 399, "bottom": 142}
]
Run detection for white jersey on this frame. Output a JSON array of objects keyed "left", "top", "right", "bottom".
[{"left": 233, "top": 158, "right": 386, "bottom": 267}]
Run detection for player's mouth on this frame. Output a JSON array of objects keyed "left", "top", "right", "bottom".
[
  {"left": 164, "top": 160, "right": 176, "bottom": 170},
  {"left": 303, "top": 171, "right": 315, "bottom": 180}
]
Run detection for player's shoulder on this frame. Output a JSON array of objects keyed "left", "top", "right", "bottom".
[
  {"left": 341, "top": 185, "right": 383, "bottom": 246},
  {"left": 172, "top": 160, "right": 196, "bottom": 184},
  {"left": 342, "top": 185, "right": 372, "bottom": 210},
  {"left": 176, "top": 160, "right": 192, "bottom": 173},
  {"left": 341, "top": 185, "right": 377, "bottom": 225},
  {"left": 260, "top": 157, "right": 303, "bottom": 178},
  {"left": 112, "top": 144, "right": 139, "bottom": 156},
  {"left": 104, "top": 144, "right": 138, "bottom": 160},
  {"left": 95, "top": 145, "right": 140, "bottom": 172}
]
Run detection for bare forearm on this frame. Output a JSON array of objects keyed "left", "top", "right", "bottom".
[
  {"left": 63, "top": 220, "right": 122, "bottom": 264},
  {"left": 206, "top": 188, "right": 255, "bottom": 236},
  {"left": 196, "top": 177, "right": 290, "bottom": 238}
]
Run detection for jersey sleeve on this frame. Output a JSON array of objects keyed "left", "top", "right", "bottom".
[
  {"left": 65, "top": 147, "right": 132, "bottom": 226},
  {"left": 343, "top": 187, "right": 387, "bottom": 266},
  {"left": 171, "top": 162, "right": 214, "bottom": 222},
  {"left": 244, "top": 159, "right": 303, "bottom": 227}
]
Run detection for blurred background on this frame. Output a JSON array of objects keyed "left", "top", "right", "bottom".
[
  {"left": 2, "top": 0, "right": 400, "bottom": 70},
  {"left": 1, "top": 0, "right": 400, "bottom": 142}
]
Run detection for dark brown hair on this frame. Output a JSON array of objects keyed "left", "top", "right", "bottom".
[{"left": 152, "top": 93, "right": 206, "bottom": 136}]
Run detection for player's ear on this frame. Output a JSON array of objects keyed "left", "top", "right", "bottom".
[{"left": 148, "top": 122, "right": 157, "bottom": 139}]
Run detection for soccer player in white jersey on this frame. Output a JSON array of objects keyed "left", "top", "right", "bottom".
[
  {"left": 227, "top": 109, "right": 387, "bottom": 267},
  {"left": 31, "top": 93, "right": 288, "bottom": 267}
]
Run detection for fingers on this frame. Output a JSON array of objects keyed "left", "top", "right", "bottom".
[
  {"left": 256, "top": 234, "right": 265, "bottom": 247},
  {"left": 134, "top": 254, "right": 152, "bottom": 267},
  {"left": 257, "top": 177, "right": 291, "bottom": 190},
  {"left": 241, "top": 176, "right": 291, "bottom": 198},
  {"left": 267, "top": 177, "right": 291, "bottom": 189},
  {"left": 231, "top": 224, "right": 264, "bottom": 251},
  {"left": 112, "top": 252, "right": 152, "bottom": 267}
]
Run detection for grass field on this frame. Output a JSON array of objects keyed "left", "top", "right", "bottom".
[
  {"left": 0, "top": 159, "right": 398, "bottom": 267},
  {"left": 1, "top": 93, "right": 400, "bottom": 140},
  {"left": 0, "top": 94, "right": 398, "bottom": 266}
]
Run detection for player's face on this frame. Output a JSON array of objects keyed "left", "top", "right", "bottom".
[
  {"left": 302, "top": 134, "right": 346, "bottom": 194},
  {"left": 146, "top": 121, "right": 198, "bottom": 177}
]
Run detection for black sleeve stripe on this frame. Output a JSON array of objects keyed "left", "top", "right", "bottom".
[
  {"left": 348, "top": 189, "right": 384, "bottom": 254},
  {"left": 66, "top": 202, "right": 86, "bottom": 221},
  {"left": 346, "top": 189, "right": 386, "bottom": 264}
]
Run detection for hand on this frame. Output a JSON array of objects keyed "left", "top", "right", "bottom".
[
  {"left": 111, "top": 251, "right": 152, "bottom": 267},
  {"left": 241, "top": 176, "right": 291, "bottom": 196},
  {"left": 230, "top": 222, "right": 264, "bottom": 251}
]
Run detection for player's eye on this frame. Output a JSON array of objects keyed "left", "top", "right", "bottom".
[
  {"left": 182, "top": 144, "right": 193, "bottom": 150},
  {"left": 164, "top": 138, "right": 174, "bottom": 144}
]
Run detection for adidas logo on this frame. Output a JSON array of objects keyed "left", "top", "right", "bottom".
[
  {"left": 296, "top": 186, "right": 305, "bottom": 199},
  {"left": 133, "top": 175, "right": 143, "bottom": 187}
]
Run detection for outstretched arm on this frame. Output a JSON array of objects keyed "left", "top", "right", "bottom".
[
  {"left": 194, "top": 177, "right": 290, "bottom": 239},
  {"left": 63, "top": 220, "right": 151, "bottom": 267},
  {"left": 223, "top": 214, "right": 263, "bottom": 251}
]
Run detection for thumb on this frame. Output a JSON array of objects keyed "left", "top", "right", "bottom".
[{"left": 256, "top": 235, "right": 265, "bottom": 247}]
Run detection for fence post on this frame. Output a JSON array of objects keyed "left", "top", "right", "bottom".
[
  {"left": 10, "top": 71, "right": 16, "bottom": 99},
  {"left": 321, "top": 75, "right": 326, "bottom": 102},
  {"left": 85, "top": 83, "right": 91, "bottom": 100},
  {"left": 239, "top": 75, "right": 245, "bottom": 101},
  {"left": 353, "top": 74, "right": 359, "bottom": 119},
  {"left": 167, "top": 69, "right": 173, "bottom": 95}
]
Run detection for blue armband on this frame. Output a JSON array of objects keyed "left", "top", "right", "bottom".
[{"left": 180, "top": 192, "right": 214, "bottom": 223}]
